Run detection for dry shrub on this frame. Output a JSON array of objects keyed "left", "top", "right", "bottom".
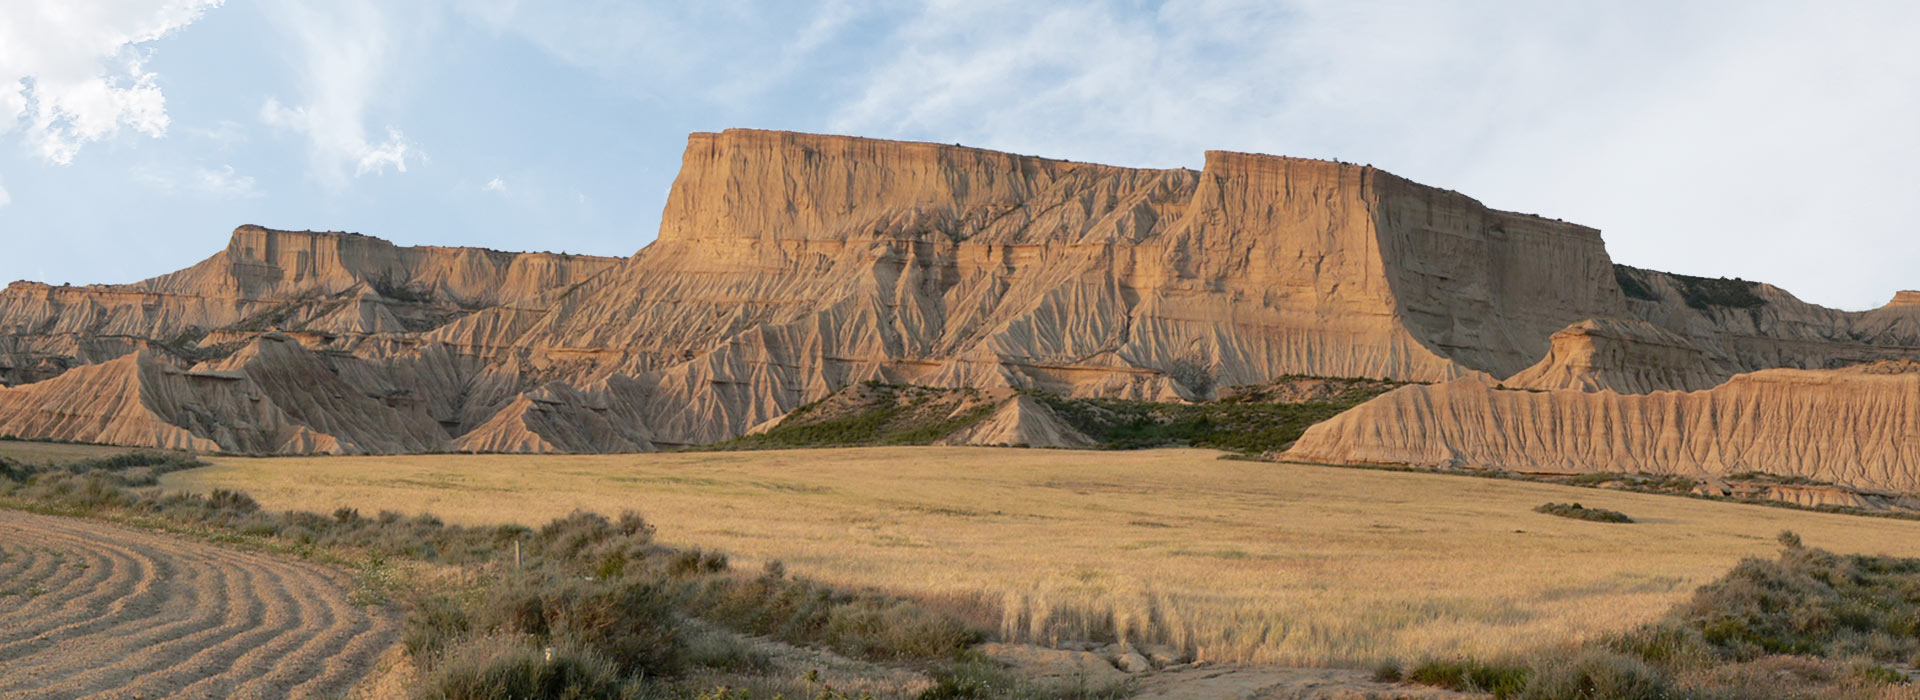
[{"left": 416, "top": 636, "right": 636, "bottom": 700}]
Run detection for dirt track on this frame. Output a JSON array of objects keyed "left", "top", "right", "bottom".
[{"left": 0, "top": 510, "right": 399, "bottom": 700}]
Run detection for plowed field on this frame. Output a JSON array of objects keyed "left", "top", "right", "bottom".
[{"left": 0, "top": 510, "right": 398, "bottom": 700}]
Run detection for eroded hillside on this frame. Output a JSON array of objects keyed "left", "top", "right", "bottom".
[{"left": 2, "top": 129, "right": 1917, "bottom": 464}]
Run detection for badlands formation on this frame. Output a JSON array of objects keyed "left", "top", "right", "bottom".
[{"left": 0, "top": 129, "right": 1916, "bottom": 494}]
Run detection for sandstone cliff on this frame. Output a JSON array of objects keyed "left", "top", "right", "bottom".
[
  {"left": 1613, "top": 267, "right": 1920, "bottom": 375},
  {"left": 1283, "top": 361, "right": 1920, "bottom": 495},
  {"left": 1, "top": 129, "right": 1916, "bottom": 457},
  {"left": 500, "top": 130, "right": 1624, "bottom": 445},
  {"left": 0, "top": 228, "right": 619, "bottom": 453},
  {"left": 1504, "top": 318, "right": 1731, "bottom": 393}
]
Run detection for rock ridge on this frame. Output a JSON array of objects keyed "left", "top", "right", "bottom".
[{"left": 0, "top": 129, "right": 1916, "bottom": 459}]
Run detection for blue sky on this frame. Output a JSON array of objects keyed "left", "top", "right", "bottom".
[{"left": 2, "top": 1, "right": 1917, "bottom": 310}]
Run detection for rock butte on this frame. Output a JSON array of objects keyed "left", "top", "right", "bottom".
[{"left": 0, "top": 129, "right": 1916, "bottom": 491}]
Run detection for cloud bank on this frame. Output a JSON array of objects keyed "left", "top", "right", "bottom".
[
  {"left": 827, "top": 0, "right": 1920, "bottom": 310},
  {"left": 256, "top": 0, "right": 420, "bottom": 186},
  {"left": 0, "top": 0, "right": 223, "bottom": 165}
]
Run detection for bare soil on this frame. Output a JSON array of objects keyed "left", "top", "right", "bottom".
[{"left": 0, "top": 509, "right": 399, "bottom": 699}]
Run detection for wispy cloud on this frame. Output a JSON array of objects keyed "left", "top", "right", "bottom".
[
  {"left": 256, "top": 0, "right": 422, "bottom": 186},
  {"left": 130, "top": 162, "right": 260, "bottom": 198},
  {"left": 193, "top": 164, "right": 259, "bottom": 198},
  {"left": 188, "top": 119, "right": 249, "bottom": 151},
  {"left": 458, "top": 2, "right": 869, "bottom": 106},
  {"left": 0, "top": 180, "right": 10, "bottom": 208},
  {"left": 0, "top": 0, "right": 224, "bottom": 165},
  {"left": 829, "top": 0, "right": 1920, "bottom": 309},
  {"left": 484, "top": 177, "right": 506, "bottom": 192}
]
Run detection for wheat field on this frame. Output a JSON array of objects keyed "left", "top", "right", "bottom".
[{"left": 161, "top": 446, "right": 1920, "bottom": 667}]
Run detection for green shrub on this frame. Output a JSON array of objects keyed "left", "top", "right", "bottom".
[
  {"left": 1670, "top": 274, "right": 1767, "bottom": 310},
  {"left": 405, "top": 595, "right": 474, "bottom": 661},
  {"left": 1534, "top": 503, "right": 1632, "bottom": 524},
  {"left": 1613, "top": 267, "right": 1660, "bottom": 302},
  {"left": 1408, "top": 658, "right": 1529, "bottom": 697},
  {"left": 1520, "top": 649, "right": 1669, "bottom": 699},
  {"left": 537, "top": 579, "right": 683, "bottom": 678},
  {"left": 416, "top": 637, "right": 636, "bottom": 700},
  {"left": 1371, "top": 658, "right": 1404, "bottom": 682},
  {"left": 1605, "top": 622, "right": 1712, "bottom": 669}
]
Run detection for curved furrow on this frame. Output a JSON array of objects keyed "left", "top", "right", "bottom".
[
  {"left": 0, "top": 524, "right": 149, "bottom": 648},
  {"left": 0, "top": 527, "right": 169, "bottom": 660},
  {"left": 107, "top": 549, "right": 305, "bottom": 699},
  {"left": 231, "top": 562, "right": 387, "bottom": 699},
  {"left": 9, "top": 537, "right": 241, "bottom": 692},
  {"left": 0, "top": 536, "right": 94, "bottom": 622},
  {"left": 31, "top": 555, "right": 256, "bottom": 700},
  {"left": 0, "top": 528, "right": 130, "bottom": 639},
  {"left": 0, "top": 544, "right": 56, "bottom": 600},
  {"left": 286, "top": 607, "right": 400, "bottom": 700},
  {"left": 181, "top": 559, "right": 346, "bottom": 699},
  {"left": 0, "top": 540, "right": 45, "bottom": 580},
  {"left": 0, "top": 511, "right": 399, "bottom": 700}
]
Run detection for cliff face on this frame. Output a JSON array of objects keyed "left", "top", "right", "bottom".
[
  {"left": 1284, "top": 362, "right": 1920, "bottom": 495},
  {"left": 1613, "top": 266, "right": 1920, "bottom": 374},
  {"left": 0, "top": 227, "right": 618, "bottom": 351},
  {"left": 503, "top": 130, "right": 1624, "bottom": 444},
  {"left": 1, "top": 129, "right": 1915, "bottom": 458}
]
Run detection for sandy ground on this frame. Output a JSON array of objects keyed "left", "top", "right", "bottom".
[
  {"left": 1133, "top": 665, "right": 1481, "bottom": 700},
  {"left": 0, "top": 510, "right": 399, "bottom": 700}
]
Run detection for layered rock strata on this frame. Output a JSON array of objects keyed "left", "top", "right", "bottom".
[
  {"left": 1284, "top": 361, "right": 1920, "bottom": 495},
  {"left": 1, "top": 129, "right": 1917, "bottom": 457}
]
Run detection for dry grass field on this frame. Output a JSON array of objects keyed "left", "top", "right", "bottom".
[
  {"left": 0, "top": 440, "right": 179, "bottom": 464},
  {"left": 163, "top": 446, "right": 1920, "bottom": 668}
]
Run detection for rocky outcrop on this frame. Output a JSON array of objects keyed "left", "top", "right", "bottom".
[
  {"left": 1504, "top": 318, "right": 1731, "bottom": 393},
  {"left": 501, "top": 130, "right": 1625, "bottom": 445},
  {"left": 1613, "top": 266, "right": 1920, "bottom": 375},
  {"left": 938, "top": 394, "right": 1096, "bottom": 448},
  {"left": 1283, "top": 362, "right": 1920, "bottom": 495},
  {"left": 2, "top": 129, "right": 1917, "bottom": 455},
  {"left": 0, "top": 228, "right": 618, "bottom": 453}
]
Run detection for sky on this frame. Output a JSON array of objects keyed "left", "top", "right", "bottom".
[{"left": 1, "top": 1, "right": 1916, "bottom": 311}]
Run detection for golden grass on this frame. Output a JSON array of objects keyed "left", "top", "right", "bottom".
[
  {"left": 0, "top": 440, "right": 175, "bottom": 464},
  {"left": 163, "top": 447, "right": 1920, "bottom": 667}
]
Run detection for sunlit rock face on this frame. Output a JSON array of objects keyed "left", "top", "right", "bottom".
[{"left": 2, "top": 129, "right": 1915, "bottom": 456}]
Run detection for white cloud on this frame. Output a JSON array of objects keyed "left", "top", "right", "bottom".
[
  {"left": 193, "top": 164, "right": 257, "bottom": 198},
  {"left": 0, "top": 180, "right": 10, "bottom": 208},
  {"left": 830, "top": 0, "right": 1920, "bottom": 310},
  {"left": 256, "top": 0, "right": 421, "bottom": 186},
  {"left": 189, "top": 119, "right": 248, "bottom": 151},
  {"left": 484, "top": 177, "right": 506, "bottom": 192},
  {"left": 130, "top": 162, "right": 259, "bottom": 198},
  {"left": 0, "top": 0, "right": 223, "bottom": 165},
  {"left": 458, "top": 2, "right": 867, "bottom": 105}
]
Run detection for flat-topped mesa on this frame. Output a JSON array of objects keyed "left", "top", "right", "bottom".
[
  {"left": 11, "top": 128, "right": 1920, "bottom": 456},
  {"left": 1889, "top": 291, "right": 1920, "bottom": 307},
  {"left": 656, "top": 129, "right": 1180, "bottom": 248},
  {"left": 138, "top": 225, "right": 620, "bottom": 307}
]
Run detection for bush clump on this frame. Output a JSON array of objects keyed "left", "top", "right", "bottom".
[
  {"left": 1519, "top": 649, "right": 1669, "bottom": 700},
  {"left": 418, "top": 637, "right": 639, "bottom": 700},
  {"left": 1407, "top": 658, "right": 1529, "bottom": 696},
  {"left": 1534, "top": 502, "right": 1633, "bottom": 524},
  {"left": 1405, "top": 532, "right": 1920, "bottom": 699}
]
